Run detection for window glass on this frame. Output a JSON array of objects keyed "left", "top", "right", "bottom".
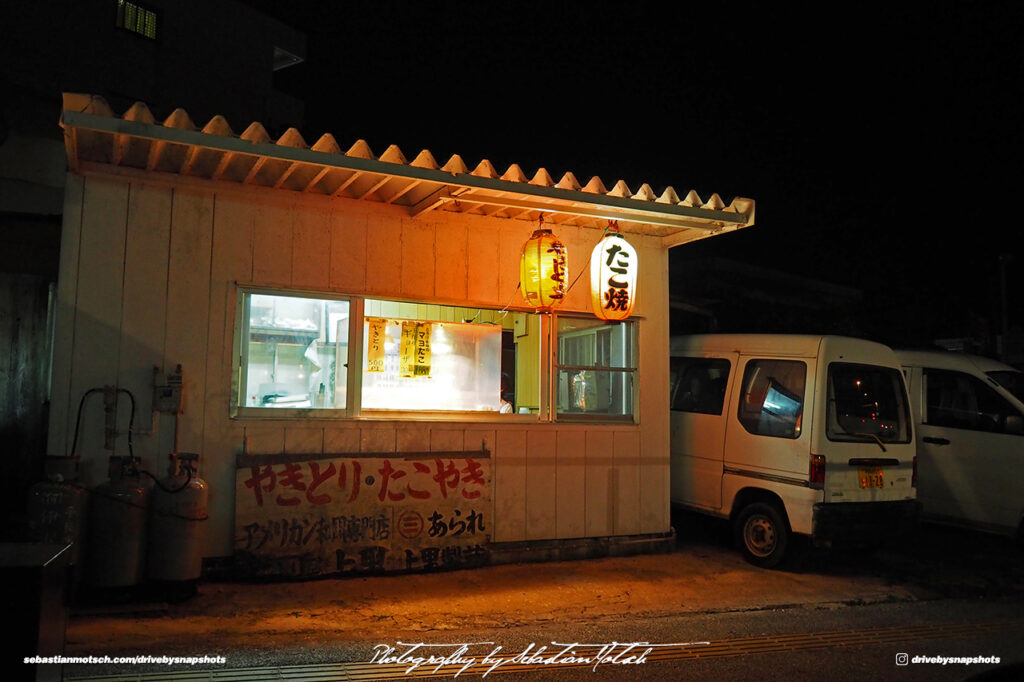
[
  {"left": 670, "top": 357, "right": 731, "bottom": 415},
  {"left": 237, "top": 293, "right": 543, "bottom": 415},
  {"left": 826, "top": 363, "right": 910, "bottom": 443},
  {"left": 556, "top": 317, "right": 635, "bottom": 419},
  {"left": 737, "top": 359, "right": 805, "bottom": 438},
  {"left": 360, "top": 300, "right": 538, "bottom": 413},
  {"left": 242, "top": 293, "right": 349, "bottom": 408},
  {"left": 924, "top": 369, "right": 1024, "bottom": 434},
  {"left": 987, "top": 370, "right": 1024, "bottom": 403}
]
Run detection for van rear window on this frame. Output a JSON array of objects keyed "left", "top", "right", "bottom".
[{"left": 826, "top": 363, "right": 910, "bottom": 443}]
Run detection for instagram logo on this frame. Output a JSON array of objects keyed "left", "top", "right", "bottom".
[{"left": 896, "top": 653, "right": 909, "bottom": 666}]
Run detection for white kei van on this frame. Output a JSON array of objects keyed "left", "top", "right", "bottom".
[
  {"left": 896, "top": 350, "right": 1024, "bottom": 537},
  {"left": 670, "top": 334, "right": 919, "bottom": 567}
]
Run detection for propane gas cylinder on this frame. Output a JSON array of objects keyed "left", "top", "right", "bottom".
[
  {"left": 147, "top": 452, "right": 208, "bottom": 584},
  {"left": 27, "top": 457, "right": 88, "bottom": 587},
  {"left": 85, "top": 456, "right": 150, "bottom": 589}
]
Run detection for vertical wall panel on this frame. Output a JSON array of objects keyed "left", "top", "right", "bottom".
[
  {"left": 396, "top": 426, "right": 429, "bottom": 453},
  {"left": 555, "top": 429, "right": 586, "bottom": 538},
  {"left": 324, "top": 427, "right": 361, "bottom": 453},
  {"left": 463, "top": 427, "right": 495, "bottom": 541},
  {"left": 559, "top": 225, "right": 588, "bottom": 313},
  {"left": 364, "top": 212, "right": 402, "bottom": 296},
  {"left": 493, "top": 429, "right": 526, "bottom": 542},
  {"left": 638, "top": 240, "right": 671, "bottom": 533},
  {"left": 252, "top": 200, "right": 293, "bottom": 286},
  {"left": 203, "top": 192, "right": 255, "bottom": 555},
  {"left": 430, "top": 429, "right": 464, "bottom": 453},
  {"left": 462, "top": 428, "right": 494, "bottom": 459},
  {"left": 400, "top": 220, "right": 435, "bottom": 298},
  {"left": 67, "top": 176, "right": 129, "bottom": 484},
  {"left": 498, "top": 221, "right": 532, "bottom": 310},
  {"left": 207, "top": 193, "right": 254, "bottom": 403},
  {"left": 361, "top": 427, "right": 396, "bottom": 453},
  {"left": 284, "top": 426, "right": 324, "bottom": 455},
  {"left": 584, "top": 430, "right": 614, "bottom": 537},
  {"left": 47, "top": 174, "right": 84, "bottom": 457},
  {"left": 525, "top": 430, "right": 557, "bottom": 540},
  {"left": 466, "top": 217, "right": 499, "bottom": 306},
  {"left": 243, "top": 423, "right": 284, "bottom": 455},
  {"left": 329, "top": 205, "right": 367, "bottom": 292},
  {"left": 434, "top": 221, "right": 467, "bottom": 302},
  {"left": 117, "top": 183, "right": 172, "bottom": 468},
  {"left": 292, "top": 203, "right": 331, "bottom": 290},
  {"left": 613, "top": 430, "right": 641, "bottom": 535},
  {"left": 163, "top": 188, "right": 213, "bottom": 455}
]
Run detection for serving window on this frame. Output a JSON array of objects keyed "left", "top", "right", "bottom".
[{"left": 234, "top": 291, "right": 557, "bottom": 418}]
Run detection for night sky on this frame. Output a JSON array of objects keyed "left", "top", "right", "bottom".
[{"left": 247, "top": 1, "right": 1023, "bottom": 347}]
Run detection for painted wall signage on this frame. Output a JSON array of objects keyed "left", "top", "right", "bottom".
[{"left": 234, "top": 451, "right": 490, "bottom": 577}]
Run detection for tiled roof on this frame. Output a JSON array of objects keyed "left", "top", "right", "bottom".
[{"left": 60, "top": 93, "right": 754, "bottom": 246}]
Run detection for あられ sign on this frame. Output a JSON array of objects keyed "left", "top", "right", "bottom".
[{"left": 234, "top": 451, "right": 490, "bottom": 577}]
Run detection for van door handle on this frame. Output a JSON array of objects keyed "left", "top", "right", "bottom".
[{"left": 922, "top": 436, "right": 950, "bottom": 445}]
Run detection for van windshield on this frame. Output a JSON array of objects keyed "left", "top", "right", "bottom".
[
  {"left": 987, "top": 370, "right": 1024, "bottom": 403},
  {"left": 826, "top": 363, "right": 911, "bottom": 444}
]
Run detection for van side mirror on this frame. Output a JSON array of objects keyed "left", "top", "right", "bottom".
[{"left": 1006, "top": 415, "right": 1024, "bottom": 436}]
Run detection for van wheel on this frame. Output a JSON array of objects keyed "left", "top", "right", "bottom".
[{"left": 736, "top": 502, "right": 789, "bottom": 569}]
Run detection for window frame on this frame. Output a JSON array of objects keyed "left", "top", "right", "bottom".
[
  {"left": 553, "top": 314, "right": 638, "bottom": 423},
  {"left": 232, "top": 288, "right": 645, "bottom": 423}
]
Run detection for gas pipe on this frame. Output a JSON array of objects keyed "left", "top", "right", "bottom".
[{"left": 147, "top": 452, "right": 208, "bottom": 586}]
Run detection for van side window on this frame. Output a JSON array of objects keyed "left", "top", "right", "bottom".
[
  {"left": 670, "top": 357, "right": 731, "bottom": 415},
  {"left": 924, "top": 368, "right": 1024, "bottom": 434},
  {"left": 737, "top": 360, "right": 806, "bottom": 438}
]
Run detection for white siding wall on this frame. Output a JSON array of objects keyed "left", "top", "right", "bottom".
[{"left": 49, "top": 171, "right": 671, "bottom": 557}]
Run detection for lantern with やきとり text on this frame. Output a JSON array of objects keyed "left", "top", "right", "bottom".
[
  {"left": 591, "top": 232, "right": 637, "bottom": 320},
  {"left": 520, "top": 228, "right": 568, "bottom": 311}
]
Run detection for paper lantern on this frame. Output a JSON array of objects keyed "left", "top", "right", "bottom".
[
  {"left": 520, "top": 228, "right": 568, "bottom": 311},
  {"left": 590, "top": 232, "right": 637, "bottom": 320}
]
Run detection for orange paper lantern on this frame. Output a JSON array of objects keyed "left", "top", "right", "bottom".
[
  {"left": 520, "top": 228, "right": 568, "bottom": 311},
  {"left": 590, "top": 232, "right": 637, "bottom": 320}
]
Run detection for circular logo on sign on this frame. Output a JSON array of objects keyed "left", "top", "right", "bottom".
[{"left": 397, "top": 510, "right": 424, "bottom": 539}]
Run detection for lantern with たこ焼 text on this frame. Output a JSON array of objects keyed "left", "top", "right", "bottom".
[
  {"left": 591, "top": 232, "right": 637, "bottom": 320},
  {"left": 520, "top": 228, "right": 568, "bottom": 311}
]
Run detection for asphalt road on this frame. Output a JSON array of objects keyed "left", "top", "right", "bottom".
[{"left": 56, "top": 513, "right": 1024, "bottom": 681}]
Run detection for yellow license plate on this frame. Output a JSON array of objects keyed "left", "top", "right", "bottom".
[{"left": 859, "top": 467, "right": 884, "bottom": 488}]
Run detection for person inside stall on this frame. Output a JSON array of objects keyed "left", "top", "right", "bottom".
[{"left": 500, "top": 373, "right": 513, "bottom": 414}]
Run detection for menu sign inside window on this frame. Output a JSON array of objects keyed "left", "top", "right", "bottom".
[{"left": 366, "top": 318, "right": 386, "bottom": 372}]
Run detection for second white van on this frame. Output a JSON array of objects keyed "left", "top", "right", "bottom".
[
  {"left": 670, "top": 334, "right": 920, "bottom": 567},
  {"left": 896, "top": 349, "right": 1024, "bottom": 537}
]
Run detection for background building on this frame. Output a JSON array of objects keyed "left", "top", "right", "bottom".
[{"left": 0, "top": 0, "right": 305, "bottom": 533}]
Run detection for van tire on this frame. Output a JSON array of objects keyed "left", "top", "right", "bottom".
[{"left": 735, "top": 502, "right": 789, "bottom": 568}]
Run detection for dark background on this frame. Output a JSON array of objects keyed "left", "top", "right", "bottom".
[{"left": 240, "top": 1, "right": 1022, "bottom": 348}]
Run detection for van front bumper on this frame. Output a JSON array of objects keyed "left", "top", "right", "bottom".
[{"left": 811, "top": 499, "right": 921, "bottom": 547}]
